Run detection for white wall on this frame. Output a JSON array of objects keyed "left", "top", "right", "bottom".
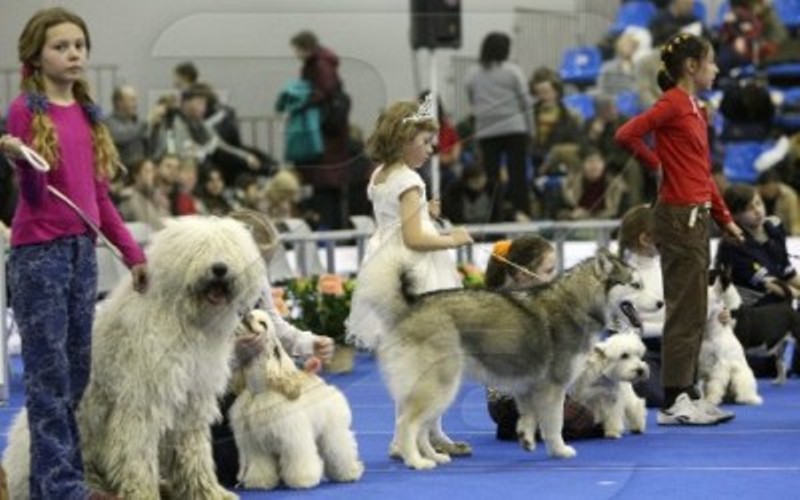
[{"left": 0, "top": 0, "right": 582, "bottom": 136}]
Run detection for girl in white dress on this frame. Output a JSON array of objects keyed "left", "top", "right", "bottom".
[
  {"left": 346, "top": 95, "right": 474, "bottom": 458},
  {"left": 346, "top": 96, "right": 473, "bottom": 351}
]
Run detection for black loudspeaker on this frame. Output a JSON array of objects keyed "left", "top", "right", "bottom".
[{"left": 410, "top": 0, "right": 462, "bottom": 50}]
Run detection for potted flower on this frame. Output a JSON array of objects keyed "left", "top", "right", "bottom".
[{"left": 280, "top": 274, "right": 356, "bottom": 373}]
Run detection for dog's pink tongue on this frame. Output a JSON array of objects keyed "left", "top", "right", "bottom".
[{"left": 207, "top": 289, "right": 227, "bottom": 305}]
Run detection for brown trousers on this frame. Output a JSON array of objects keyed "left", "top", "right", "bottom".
[{"left": 653, "top": 202, "right": 710, "bottom": 390}]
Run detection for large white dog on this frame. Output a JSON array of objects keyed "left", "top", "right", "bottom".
[
  {"left": 3, "top": 216, "right": 265, "bottom": 499},
  {"left": 699, "top": 274, "right": 762, "bottom": 406},
  {"left": 229, "top": 309, "right": 363, "bottom": 490},
  {"left": 570, "top": 332, "right": 649, "bottom": 439}
]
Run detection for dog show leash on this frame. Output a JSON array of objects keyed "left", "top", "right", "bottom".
[{"left": 17, "top": 144, "right": 126, "bottom": 263}]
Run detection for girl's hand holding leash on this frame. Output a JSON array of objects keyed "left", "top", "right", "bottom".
[
  {"left": 428, "top": 198, "right": 442, "bottom": 219},
  {"left": 449, "top": 226, "right": 473, "bottom": 247},
  {"left": 722, "top": 221, "right": 745, "bottom": 245},
  {"left": 234, "top": 332, "right": 265, "bottom": 367},
  {"left": 131, "top": 263, "right": 149, "bottom": 293},
  {"left": 0, "top": 134, "right": 25, "bottom": 159},
  {"left": 312, "top": 335, "right": 335, "bottom": 363}
]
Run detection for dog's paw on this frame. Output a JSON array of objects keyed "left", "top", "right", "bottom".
[
  {"left": 283, "top": 472, "right": 322, "bottom": 489},
  {"left": 736, "top": 394, "right": 763, "bottom": 405},
  {"left": 388, "top": 441, "right": 402, "bottom": 460},
  {"left": 604, "top": 431, "right": 622, "bottom": 439},
  {"left": 332, "top": 461, "right": 365, "bottom": 483},
  {"left": 432, "top": 440, "right": 472, "bottom": 457},
  {"left": 518, "top": 435, "right": 536, "bottom": 452},
  {"left": 405, "top": 457, "right": 437, "bottom": 470},
  {"left": 210, "top": 488, "right": 239, "bottom": 500},
  {"left": 549, "top": 445, "right": 577, "bottom": 459},
  {"left": 239, "top": 475, "right": 280, "bottom": 491}
]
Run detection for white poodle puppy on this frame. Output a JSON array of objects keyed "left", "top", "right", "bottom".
[
  {"left": 570, "top": 332, "right": 649, "bottom": 439},
  {"left": 699, "top": 275, "right": 763, "bottom": 406},
  {"left": 3, "top": 216, "right": 266, "bottom": 500},
  {"left": 229, "top": 309, "right": 363, "bottom": 490}
]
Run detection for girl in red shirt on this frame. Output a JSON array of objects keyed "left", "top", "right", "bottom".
[{"left": 616, "top": 33, "right": 744, "bottom": 426}]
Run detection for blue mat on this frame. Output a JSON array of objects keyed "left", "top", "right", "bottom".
[{"left": 3, "top": 353, "right": 800, "bottom": 499}]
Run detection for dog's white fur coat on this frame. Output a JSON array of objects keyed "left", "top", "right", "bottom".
[
  {"left": 699, "top": 278, "right": 762, "bottom": 406},
  {"left": 3, "top": 216, "right": 265, "bottom": 499},
  {"left": 229, "top": 310, "right": 363, "bottom": 490},
  {"left": 570, "top": 332, "right": 649, "bottom": 438}
]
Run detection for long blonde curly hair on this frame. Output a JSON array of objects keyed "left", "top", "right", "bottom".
[
  {"left": 18, "top": 7, "right": 119, "bottom": 179},
  {"left": 366, "top": 100, "right": 438, "bottom": 166}
]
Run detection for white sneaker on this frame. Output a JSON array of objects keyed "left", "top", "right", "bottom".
[
  {"left": 692, "top": 398, "right": 735, "bottom": 424},
  {"left": 657, "top": 393, "right": 719, "bottom": 426}
]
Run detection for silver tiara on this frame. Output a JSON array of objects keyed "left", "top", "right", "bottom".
[{"left": 402, "top": 93, "right": 435, "bottom": 123}]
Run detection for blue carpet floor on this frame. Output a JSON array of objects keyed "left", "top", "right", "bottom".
[{"left": 2, "top": 353, "right": 799, "bottom": 499}]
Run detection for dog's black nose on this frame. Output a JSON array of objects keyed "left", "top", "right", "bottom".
[
  {"left": 636, "top": 367, "right": 645, "bottom": 377},
  {"left": 656, "top": 300, "right": 664, "bottom": 309},
  {"left": 211, "top": 262, "right": 228, "bottom": 277}
]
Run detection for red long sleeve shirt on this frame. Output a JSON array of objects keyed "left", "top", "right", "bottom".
[{"left": 615, "top": 87, "right": 732, "bottom": 226}]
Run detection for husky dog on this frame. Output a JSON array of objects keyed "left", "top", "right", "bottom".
[
  {"left": 570, "top": 332, "right": 649, "bottom": 439},
  {"left": 374, "top": 249, "right": 646, "bottom": 470},
  {"left": 699, "top": 273, "right": 763, "bottom": 406},
  {"left": 229, "top": 310, "right": 363, "bottom": 490}
]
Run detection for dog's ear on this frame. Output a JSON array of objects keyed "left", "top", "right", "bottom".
[
  {"left": 595, "top": 247, "right": 615, "bottom": 275},
  {"left": 593, "top": 344, "right": 608, "bottom": 360}
]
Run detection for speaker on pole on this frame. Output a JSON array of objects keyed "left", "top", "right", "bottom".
[{"left": 410, "top": 0, "right": 462, "bottom": 50}]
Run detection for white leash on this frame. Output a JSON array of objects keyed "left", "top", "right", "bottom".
[{"left": 17, "top": 145, "right": 125, "bottom": 263}]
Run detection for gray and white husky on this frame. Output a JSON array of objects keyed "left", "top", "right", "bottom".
[{"left": 373, "top": 249, "right": 649, "bottom": 470}]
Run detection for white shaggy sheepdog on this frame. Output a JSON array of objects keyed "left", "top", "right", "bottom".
[
  {"left": 3, "top": 216, "right": 265, "bottom": 500},
  {"left": 699, "top": 275, "right": 763, "bottom": 406},
  {"left": 229, "top": 309, "right": 363, "bottom": 490},
  {"left": 570, "top": 332, "right": 649, "bottom": 438}
]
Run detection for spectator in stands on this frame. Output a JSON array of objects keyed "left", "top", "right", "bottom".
[
  {"left": 235, "top": 173, "right": 267, "bottom": 213},
  {"left": 265, "top": 169, "right": 302, "bottom": 222},
  {"left": 560, "top": 146, "right": 627, "bottom": 220},
  {"left": 585, "top": 94, "right": 629, "bottom": 173},
  {"left": 598, "top": 33, "right": 640, "bottom": 97},
  {"left": 718, "top": 0, "right": 788, "bottom": 74},
  {"left": 290, "top": 30, "right": 351, "bottom": 230},
  {"left": 648, "top": 0, "right": 709, "bottom": 46},
  {"left": 154, "top": 153, "right": 179, "bottom": 214},
  {"left": 530, "top": 66, "right": 582, "bottom": 170},
  {"left": 346, "top": 125, "right": 374, "bottom": 218},
  {"left": 197, "top": 166, "right": 235, "bottom": 216},
  {"left": 418, "top": 92, "right": 462, "bottom": 196},
  {"left": 172, "top": 156, "right": 200, "bottom": 216},
  {"left": 173, "top": 61, "right": 199, "bottom": 93},
  {"left": 202, "top": 84, "right": 245, "bottom": 152},
  {"left": 466, "top": 32, "right": 533, "bottom": 222},
  {"left": 105, "top": 85, "right": 148, "bottom": 170},
  {"left": 151, "top": 83, "right": 266, "bottom": 185},
  {"left": 757, "top": 169, "right": 800, "bottom": 235},
  {"left": 117, "top": 158, "right": 169, "bottom": 230},
  {"left": 441, "top": 164, "right": 504, "bottom": 224}
]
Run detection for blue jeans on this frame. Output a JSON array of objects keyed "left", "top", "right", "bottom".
[{"left": 9, "top": 235, "right": 97, "bottom": 500}]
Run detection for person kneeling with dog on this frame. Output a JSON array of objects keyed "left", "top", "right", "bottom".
[
  {"left": 485, "top": 236, "right": 604, "bottom": 441},
  {"left": 211, "top": 209, "right": 336, "bottom": 487}
]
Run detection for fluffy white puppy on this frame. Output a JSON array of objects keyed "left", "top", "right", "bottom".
[
  {"left": 570, "top": 332, "right": 649, "bottom": 439},
  {"left": 699, "top": 275, "right": 763, "bottom": 406},
  {"left": 229, "top": 309, "right": 363, "bottom": 490}
]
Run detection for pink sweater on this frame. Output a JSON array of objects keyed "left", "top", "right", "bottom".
[{"left": 6, "top": 94, "right": 145, "bottom": 267}]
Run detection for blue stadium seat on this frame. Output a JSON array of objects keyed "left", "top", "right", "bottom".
[
  {"left": 693, "top": 0, "right": 708, "bottom": 24},
  {"left": 611, "top": 1, "right": 657, "bottom": 33},
  {"left": 774, "top": 0, "right": 800, "bottom": 30},
  {"left": 722, "top": 141, "right": 772, "bottom": 183},
  {"left": 563, "top": 93, "right": 595, "bottom": 122},
  {"left": 774, "top": 87, "right": 800, "bottom": 130},
  {"left": 615, "top": 90, "right": 642, "bottom": 117},
  {"left": 559, "top": 46, "right": 602, "bottom": 87},
  {"left": 713, "top": 0, "right": 729, "bottom": 29}
]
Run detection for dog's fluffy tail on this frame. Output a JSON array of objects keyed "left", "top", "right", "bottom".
[
  {"left": 345, "top": 246, "right": 416, "bottom": 351},
  {"left": 2, "top": 409, "right": 30, "bottom": 500}
]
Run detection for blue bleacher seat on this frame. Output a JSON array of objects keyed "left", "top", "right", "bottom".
[
  {"left": 774, "top": 0, "right": 800, "bottom": 30},
  {"left": 559, "top": 46, "right": 602, "bottom": 87},
  {"left": 693, "top": 0, "right": 708, "bottom": 24},
  {"left": 563, "top": 93, "right": 595, "bottom": 122},
  {"left": 611, "top": 1, "right": 658, "bottom": 33},
  {"left": 615, "top": 90, "right": 642, "bottom": 117},
  {"left": 722, "top": 141, "right": 772, "bottom": 183},
  {"left": 774, "top": 87, "right": 800, "bottom": 130}
]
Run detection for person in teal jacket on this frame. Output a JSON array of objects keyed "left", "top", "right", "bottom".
[{"left": 275, "top": 79, "right": 323, "bottom": 164}]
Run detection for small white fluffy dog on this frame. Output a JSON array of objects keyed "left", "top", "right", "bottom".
[
  {"left": 699, "top": 274, "right": 762, "bottom": 406},
  {"left": 570, "top": 332, "right": 649, "bottom": 438},
  {"left": 3, "top": 216, "right": 265, "bottom": 500},
  {"left": 229, "top": 309, "right": 363, "bottom": 489}
]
